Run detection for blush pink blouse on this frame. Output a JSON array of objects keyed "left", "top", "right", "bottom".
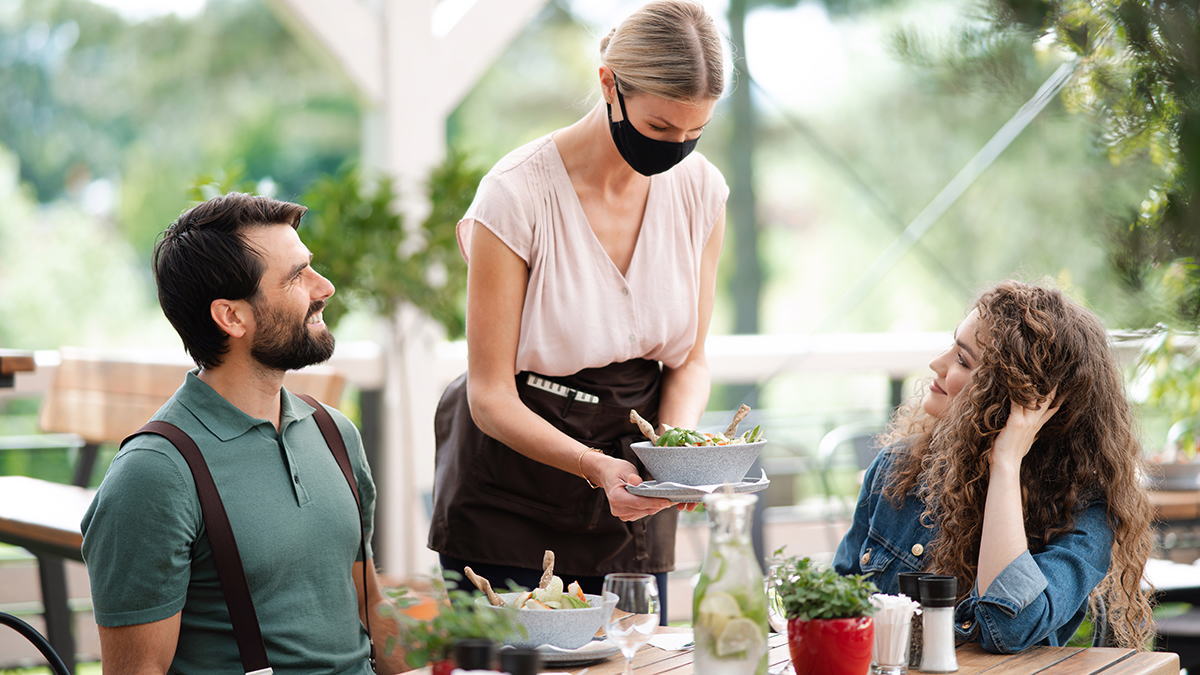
[{"left": 457, "top": 135, "right": 729, "bottom": 377}]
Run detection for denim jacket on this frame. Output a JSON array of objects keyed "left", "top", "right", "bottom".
[{"left": 833, "top": 448, "right": 1112, "bottom": 653}]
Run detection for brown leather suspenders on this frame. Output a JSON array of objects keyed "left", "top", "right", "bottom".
[
  {"left": 120, "top": 396, "right": 375, "bottom": 674},
  {"left": 298, "top": 394, "right": 377, "bottom": 673}
]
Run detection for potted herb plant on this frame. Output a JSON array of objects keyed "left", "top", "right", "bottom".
[
  {"left": 384, "top": 572, "right": 522, "bottom": 674},
  {"left": 768, "top": 554, "right": 876, "bottom": 675}
]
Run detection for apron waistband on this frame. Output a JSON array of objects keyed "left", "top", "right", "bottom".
[{"left": 524, "top": 374, "right": 600, "bottom": 404}]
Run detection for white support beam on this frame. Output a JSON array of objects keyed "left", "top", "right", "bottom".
[
  {"left": 268, "top": 0, "right": 550, "bottom": 579},
  {"left": 439, "top": 0, "right": 550, "bottom": 113},
  {"left": 268, "top": 0, "right": 384, "bottom": 104}
]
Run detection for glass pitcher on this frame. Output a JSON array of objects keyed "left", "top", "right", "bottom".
[{"left": 693, "top": 492, "right": 769, "bottom": 675}]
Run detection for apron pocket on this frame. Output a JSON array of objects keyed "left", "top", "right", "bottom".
[{"left": 474, "top": 435, "right": 607, "bottom": 531}]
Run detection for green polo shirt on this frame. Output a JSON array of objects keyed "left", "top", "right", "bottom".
[{"left": 81, "top": 371, "right": 375, "bottom": 674}]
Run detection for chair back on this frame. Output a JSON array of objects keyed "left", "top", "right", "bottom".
[
  {"left": 40, "top": 348, "right": 346, "bottom": 445},
  {"left": 0, "top": 611, "right": 71, "bottom": 675},
  {"left": 817, "top": 423, "right": 884, "bottom": 472}
]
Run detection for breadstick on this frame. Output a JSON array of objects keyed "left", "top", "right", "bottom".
[
  {"left": 724, "top": 404, "right": 752, "bottom": 438},
  {"left": 630, "top": 410, "right": 658, "bottom": 443},
  {"left": 538, "top": 550, "right": 556, "bottom": 589},
  {"left": 464, "top": 566, "right": 504, "bottom": 607}
]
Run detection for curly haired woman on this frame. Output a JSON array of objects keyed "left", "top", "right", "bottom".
[{"left": 833, "top": 281, "right": 1154, "bottom": 653}]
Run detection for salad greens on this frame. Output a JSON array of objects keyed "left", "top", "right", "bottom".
[
  {"left": 514, "top": 576, "right": 591, "bottom": 610},
  {"left": 655, "top": 424, "right": 765, "bottom": 447}
]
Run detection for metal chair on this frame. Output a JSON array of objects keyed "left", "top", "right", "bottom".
[
  {"left": 816, "top": 423, "right": 883, "bottom": 547},
  {"left": 0, "top": 611, "right": 71, "bottom": 675}
]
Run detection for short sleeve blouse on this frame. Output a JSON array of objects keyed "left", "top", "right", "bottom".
[{"left": 457, "top": 135, "right": 729, "bottom": 376}]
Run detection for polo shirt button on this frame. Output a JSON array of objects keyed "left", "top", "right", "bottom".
[
  {"left": 860, "top": 550, "right": 871, "bottom": 565},
  {"left": 293, "top": 474, "right": 300, "bottom": 484},
  {"left": 622, "top": 287, "right": 630, "bottom": 296},
  {"left": 911, "top": 543, "right": 924, "bottom": 556},
  {"left": 628, "top": 334, "right": 637, "bottom": 343}
]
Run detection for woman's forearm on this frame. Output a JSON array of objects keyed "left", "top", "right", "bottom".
[
  {"left": 469, "top": 382, "right": 593, "bottom": 476},
  {"left": 976, "top": 455, "right": 1029, "bottom": 596},
  {"left": 657, "top": 360, "right": 711, "bottom": 430}
]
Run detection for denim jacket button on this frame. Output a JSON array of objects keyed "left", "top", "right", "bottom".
[
  {"left": 911, "top": 543, "right": 924, "bottom": 556},
  {"left": 961, "top": 620, "right": 973, "bottom": 630},
  {"left": 861, "top": 550, "right": 871, "bottom": 565}
]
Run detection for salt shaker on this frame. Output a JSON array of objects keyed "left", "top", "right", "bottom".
[
  {"left": 897, "top": 572, "right": 930, "bottom": 669},
  {"left": 919, "top": 575, "right": 958, "bottom": 673}
]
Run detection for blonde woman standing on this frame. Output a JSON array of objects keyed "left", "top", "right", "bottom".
[{"left": 429, "top": 1, "right": 729, "bottom": 617}]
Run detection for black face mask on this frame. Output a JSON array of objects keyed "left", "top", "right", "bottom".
[{"left": 607, "top": 78, "right": 699, "bottom": 176}]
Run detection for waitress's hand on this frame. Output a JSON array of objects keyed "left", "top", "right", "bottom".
[
  {"left": 591, "top": 455, "right": 673, "bottom": 522},
  {"left": 991, "top": 390, "right": 1061, "bottom": 468}
]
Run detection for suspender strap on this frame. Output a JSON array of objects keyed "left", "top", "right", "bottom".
[
  {"left": 124, "top": 421, "right": 271, "bottom": 675},
  {"left": 298, "top": 394, "right": 376, "bottom": 672}
]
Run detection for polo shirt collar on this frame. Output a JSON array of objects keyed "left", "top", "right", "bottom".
[{"left": 178, "top": 370, "right": 318, "bottom": 441}]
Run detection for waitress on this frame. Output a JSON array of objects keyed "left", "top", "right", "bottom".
[{"left": 429, "top": 0, "right": 729, "bottom": 617}]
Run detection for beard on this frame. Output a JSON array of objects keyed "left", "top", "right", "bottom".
[{"left": 250, "top": 298, "right": 335, "bottom": 372}]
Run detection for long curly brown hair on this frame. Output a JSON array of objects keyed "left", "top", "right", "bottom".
[{"left": 882, "top": 281, "right": 1154, "bottom": 649}]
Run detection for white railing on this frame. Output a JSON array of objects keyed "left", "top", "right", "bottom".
[
  {"left": 3, "top": 331, "right": 1150, "bottom": 398},
  {"left": 0, "top": 332, "right": 1150, "bottom": 577}
]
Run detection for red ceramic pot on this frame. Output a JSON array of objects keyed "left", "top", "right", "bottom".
[
  {"left": 431, "top": 658, "right": 455, "bottom": 675},
  {"left": 787, "top": 616, "right": 874, "bottom": 675}
]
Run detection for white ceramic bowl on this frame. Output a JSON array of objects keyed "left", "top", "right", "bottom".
[
  {"left": 478, "top": 591, "right": 618, "bottom": 649},
  {"left": 631, "top": 440, "right": 765, "bottom": 486}
]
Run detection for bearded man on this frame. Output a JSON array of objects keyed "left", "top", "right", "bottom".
[{"left": 81, "top": 193, "right": 405, "bottom": 674}]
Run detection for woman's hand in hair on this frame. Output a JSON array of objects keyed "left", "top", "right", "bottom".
[{"left": 991, "top": 391, "right": 1061, "bottom": 469}]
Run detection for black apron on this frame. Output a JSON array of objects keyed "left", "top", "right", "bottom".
[{"left": 428, "top": 359, "right": 677, "bottom": 576}]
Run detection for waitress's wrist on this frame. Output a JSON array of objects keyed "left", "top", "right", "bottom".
[{"left": 577, "top": 447, "right": 606, "bottom": 489}]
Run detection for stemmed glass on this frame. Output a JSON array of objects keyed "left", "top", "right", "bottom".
[
  {"left": 603, "top": 573, "right": 660, "bottom": 675},
  {"left": 766, "top": 564, "right": 795, "bottom": 675}
]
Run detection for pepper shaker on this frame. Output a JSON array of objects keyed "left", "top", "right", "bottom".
[{"left": 897, "top": 572, "right": 930, "bottom": 669}]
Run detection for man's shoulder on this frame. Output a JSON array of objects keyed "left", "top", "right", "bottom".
[
  {"left": 119, "top": 396, "right": 213, "bottom": 457},
  {"left": 293, "top": 392, "right": 357, "bottom": 433}
]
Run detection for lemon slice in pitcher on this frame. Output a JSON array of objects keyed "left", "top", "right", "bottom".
[
  {"left": 698, "top": 592, "right": 741, "bottom": 635},
  {"left": 716, "top": 617, "right": 765, "bottom": 658}
]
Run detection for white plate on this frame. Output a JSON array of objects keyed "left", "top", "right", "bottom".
[
  {"left": 625, "top": 473, "right": 770, "bottom": 503},
  {"left": 503, "top": 639, "right": 621, "bottom": 667}
]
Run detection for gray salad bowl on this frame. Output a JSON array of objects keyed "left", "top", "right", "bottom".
[
  {"left": 478, "top": 591, "right": 618, "bottom": 649},
  {"left": 631, "top": 439, "right": 765, "bottom": 486}
]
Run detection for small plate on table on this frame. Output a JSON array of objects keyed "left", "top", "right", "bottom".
[
  {"left": 625, "top": 471, "right": 770, "bottom": 503},
  {"left": 503, "top": 639, "right": 621, "bottom": 667}
]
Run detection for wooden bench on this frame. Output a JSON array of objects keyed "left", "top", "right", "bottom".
[{"left": 0, "top": 349, "right": 344, "bottom": 670}]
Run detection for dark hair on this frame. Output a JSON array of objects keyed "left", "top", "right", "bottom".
[{"left": 152, "top": 193, "right": 307, "bottom": 369}]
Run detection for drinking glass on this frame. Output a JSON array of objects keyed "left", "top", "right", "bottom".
[{"left": 603, "top": 573, "right": 660, "bottom": 675}]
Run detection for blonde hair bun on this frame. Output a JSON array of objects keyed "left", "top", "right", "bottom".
[{"left": 601, "top": 0, "right": 725, "bottom": 102}]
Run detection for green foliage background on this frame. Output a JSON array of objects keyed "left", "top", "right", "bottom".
[{"left": 0, "top": 0, "right": 1191, "bottom": 450}]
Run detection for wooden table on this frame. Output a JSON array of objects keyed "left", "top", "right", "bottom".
[
  {"left": 408, "top": 629, "right": 1179, "bottom": 674},
  {"left": 0, "top": 349, "right": 35, "bottom": 388}
]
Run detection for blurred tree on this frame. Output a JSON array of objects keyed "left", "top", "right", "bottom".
[
  {"left": 898, "top": 0, "right": 1200, "bottom": 327},
  {"left": 0, "top": 146, "right": 168, "bottom": 351},
  {"left": 0, "top": 0, "right": 361, "bottom": 257},
  {"left": 189, "top": 153, "right": 485, "bottom": 338}
]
